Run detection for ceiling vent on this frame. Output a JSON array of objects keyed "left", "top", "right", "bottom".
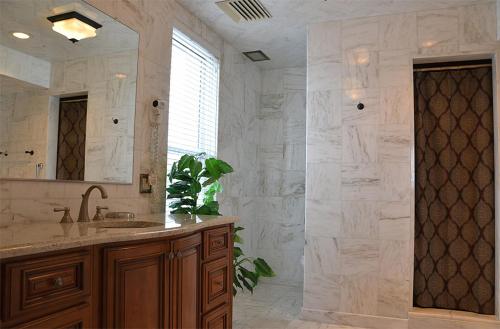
[
  {"left": 243, "top": 50, "right": 270, "bottom": 62},
  {"left": 216, "top": 0, "right": 272, "bottom": 23}
]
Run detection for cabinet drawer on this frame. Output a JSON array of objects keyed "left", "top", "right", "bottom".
[
  {"left": 201, "top": 305, "right": 231, "bottom": 329},
  {"left": 202, "top": 257, "right": 231, "bottom": 313},
  {"left": 2, "top": 250, "right": 91, "bottom": 323},
  {"left": 17, "top": 304, "right": 91, "bottom": 329},
  {"left": 203, "top": 227, "right": 230, "bottom": 261}
]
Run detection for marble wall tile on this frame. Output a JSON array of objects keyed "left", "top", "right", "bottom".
[
  {"left": 306, "top": 200, "right": 342, "bottom": 238},
  {"left": 262, "top": 69, "right": 285, "bottom": 94},
  {"left": 379, "top": 14, "right": 417, "bottom": 50},
  {"left": 378, "top": 51, "right": 412, "bottom": 89},
  {"left": 341, "top": 164, "right": 381, "bottom": 201},
  {"left": 256, "top": 67, "right": 306, "bottom": 287},
  {"left": 306, "top": 3, "right": 499, "bottom": 322},
  {"left": 307, "top": 162, "right": 341, "bottom": 201},
  {"left": 257, "top": 247, "right": 304, "bottom": 286},
  {"left": 342, "top": 125, "right": 378, "bottom": 163},
  {"left": 308, "top": 21, "right": 342, "bottom": 65},
  {"left": 339, "top": 274, "right": 378, "bottom": 315},
  {"left": 417, "top": 8, "right": 459, "bottom": 54},
  {"left": 305, "top": 235, "right": 341, "bottom": 275},
  {"left": 377, "top": 278, "right": 410, "bottom": 318},
  {"left": 307, "top": 89, "right": 342, "bottom": 129},
  {"left": 343, "top": 50, "right": 379, "bottom": 90},
  {"left": 459, "top": 3, "right": 497, "bottom": 51},
  {"left": 377, "top": 125, "right": 411, "bottom": 162},
  {"left": 378, "top": 201, "right": 411, "bottom": 241},
  {"left": 284, "top": 67, "right": 307, "bottom": 91},
  {"left": 342, "top": 17, "right": 380, "bottom": 51},
  {"left": 254, "top": 219, "right": 304, "bottom": 251},
  {"left": 341, "top": 201, "right": 378, "bottom": 239},
  {"left": 339, "top": 239, "right": 379, "bottom": 275},
  {"left": 284, "top": 143, "right": 306, "bottom": 171},
  {"left": 308, "top": 62, "right": 342, "bottom": 92},
  {"left": 379, "top": 86, "right": 412, "bottom": 124},
  {"left": 378, "top": 240, "right": 410, "bottom": 281},
  {"left": 381, "top": 162, "right": 411, "bottom": 201},
  {"left": 307, "top": 127, "right": 342, "bottom": 164},
  {"left": 281, "top": 170, "right": 306, "bottom": 197},
  {"left": 304, "top": 272, "right": 342, "bottom": 311},
  {"left": 342, "top": 88, "right": 379, "bottom": 124}
]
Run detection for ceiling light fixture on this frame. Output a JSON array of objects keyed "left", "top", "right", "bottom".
[
  {"left": 12, "top": 32, "right": 30, "bottom": 39},
  {"left": 243, "top": 50, "right": 270, "bottom": 62},
  {"left": 47, "top": 11, "right": 102, "bottom": 43}
]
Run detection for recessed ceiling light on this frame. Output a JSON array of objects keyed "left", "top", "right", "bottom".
[
  {"left": 115, "top": 73, "right": 127, "bottom": 79},
  {"left": 47, "top": 11, "right": 102, "bottom": 43},
  {"left": 12, "top": 32, "right": 30, "bottom": 39},
  {"left": 243, "top": 50, "right": 270, "bottom": 62}
]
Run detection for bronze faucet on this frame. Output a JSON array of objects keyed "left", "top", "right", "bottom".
[{"left": 78, "top": 185, "right": 108, "bottom": 222}]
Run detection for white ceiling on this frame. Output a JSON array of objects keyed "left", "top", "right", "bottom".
[
  {"left": 178, "top": 0, "right": 493, "bottom": 69},
  {"left": 0, "top": 0, "right": 138, "bottom": 63}
]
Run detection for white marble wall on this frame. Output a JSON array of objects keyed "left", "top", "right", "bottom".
[
  {"left": 304, "top": 2, "right": 500, "bottom": 328},
  {"left": 0, "top": 45, "right": 51, "bottom": 88},
  {"left": 0, "top": 0, "right": 260, "bottom": 224},
  {"left": 50, "top": 50, "right": 138, "bottom": 183},
  {"left": 0, "top": 88, "right": 56, "bottom": 179},
  {"left": 254, "top": 67, "right": 306, "bottom": 286}
]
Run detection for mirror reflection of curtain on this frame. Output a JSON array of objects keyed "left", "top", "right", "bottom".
[
  {"left": 56, "top": 97, "right": 87, "bottom": 180},
  {"left": 413, "top": 64, "right": 495, "bottom": 315}
]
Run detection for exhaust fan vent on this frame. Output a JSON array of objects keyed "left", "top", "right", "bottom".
[
  {"left": 243, "top": 50, "right": 270, "bottom": 62},
  {"left": 216, "top": 0, "right": 271, "bottom": 23}
]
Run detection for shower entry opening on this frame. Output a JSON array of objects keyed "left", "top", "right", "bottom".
[{"left": 413, "top": 59, "right": 496, "bottom": 315}]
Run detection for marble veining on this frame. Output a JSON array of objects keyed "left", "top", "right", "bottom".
[
  {"left": 305, "top": 1, "right": 500, "bottom": 326},
  {"left": 0, "top": 214, "right": 237, "bottom": 259}
]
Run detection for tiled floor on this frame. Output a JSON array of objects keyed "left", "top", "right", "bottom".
[{"left": 233, "top": 283, "right": 365, "bottom": 329}]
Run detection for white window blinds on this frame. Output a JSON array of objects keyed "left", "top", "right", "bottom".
[{"left": 167, "top": 29, "right": 220, "bottom": 172}]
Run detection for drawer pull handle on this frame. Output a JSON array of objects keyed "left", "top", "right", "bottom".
[
  {"left": 169, "top": 251, "right": 174, "bottom": 260},
  {"left": 53, "top": 277, "right": 64, "bottom": 288},
  {"left": 176, "top": 251, "right": 183, "bottom": 258}
]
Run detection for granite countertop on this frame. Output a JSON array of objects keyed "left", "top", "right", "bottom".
[{"left": 0, "top": 214, "right": 238, "bottom": 259}]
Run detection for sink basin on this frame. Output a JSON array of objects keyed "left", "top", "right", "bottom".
[{"left": 90, "top": 221, "right": 163, "bottom": 229}]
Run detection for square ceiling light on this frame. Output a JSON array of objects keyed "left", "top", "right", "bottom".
[
  {"left": 243, "top": 50, "right": 270, "bottom": 62},
  {"left": 47, "top": 11, "right": 102, "bottom": 43}
]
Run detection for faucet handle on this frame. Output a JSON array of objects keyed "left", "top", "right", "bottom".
[
  {"left": 54, "top": 207, "right": 73, "bottom": 224},
  {"left": 93, "top": 206, "right": 108, "bottom": 221}
]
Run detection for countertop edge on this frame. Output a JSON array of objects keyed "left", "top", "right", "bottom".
[{"left": 0, "top": 215, "right": 238, "bottom": 259}]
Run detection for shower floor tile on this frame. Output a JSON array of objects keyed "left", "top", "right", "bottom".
[{"left": 233, "top": 283, "right": 367, "bottom": 329}]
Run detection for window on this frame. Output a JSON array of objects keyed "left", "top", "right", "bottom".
[{"left": 167, "top": 29, "right": 220, "bottom": 172}]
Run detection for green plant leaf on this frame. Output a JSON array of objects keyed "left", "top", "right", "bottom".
[
  {"left": 189, "top": 159, "right": 203, "bottom": 178},
  {"left": 170, "top": 208, "right": 190, "bottom": 214},
  {"left": 196, "top": 201, "right": 220, "bottom": 215},
  {"left": 203, "top": 181, "right": 222, "bottom": 204},
  {"left": 233, "top": 246, "right": 243, "bottom": 258},
  {"left": 204, "top": 158, "right": 222, "bottom": 180},
  {"left": 253, "top": 258, "right": 275, "bottom": 277},
  {"left": 237, "top": 274, "right": 253, "bottom": 293},
  {"left": 240, "top": 267, "right": 259, "bottom": 286},
  {"left": 233, "top": 233, "right": 243, "bottom": 244},
  {"left": 217, "top": 159, "right": 234, "bottom": 174},
  {"left": 177, "top": 154, "right": 194, "bottom": 171},
  {"left": 234, "top": 226, "right": 244, "bottom": 232}
]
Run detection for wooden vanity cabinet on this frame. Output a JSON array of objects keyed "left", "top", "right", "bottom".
[{"left": 0, "top": 224, "right": 233, "bottom": 329}]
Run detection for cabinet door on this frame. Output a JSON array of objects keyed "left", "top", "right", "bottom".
[
  {"left": 201, "top": 305, "right": 231, "bottom": 329},
  {"left": 104, "top": 242, "right": 169, "bottom": 329},
  {"left": 18, "top": 304, "right": 91, "bottom": 329},
  {"left": 171, "top": 233, "right": 201, "bottom": 329}
]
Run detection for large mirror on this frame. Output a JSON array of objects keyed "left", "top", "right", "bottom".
[{"left": 0, "top": 0, "right": 138, "bottom": 183}]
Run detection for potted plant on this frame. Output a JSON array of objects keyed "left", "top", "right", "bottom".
[{"left": 167, "top": 153, "right": 275, "bottom": 295}]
